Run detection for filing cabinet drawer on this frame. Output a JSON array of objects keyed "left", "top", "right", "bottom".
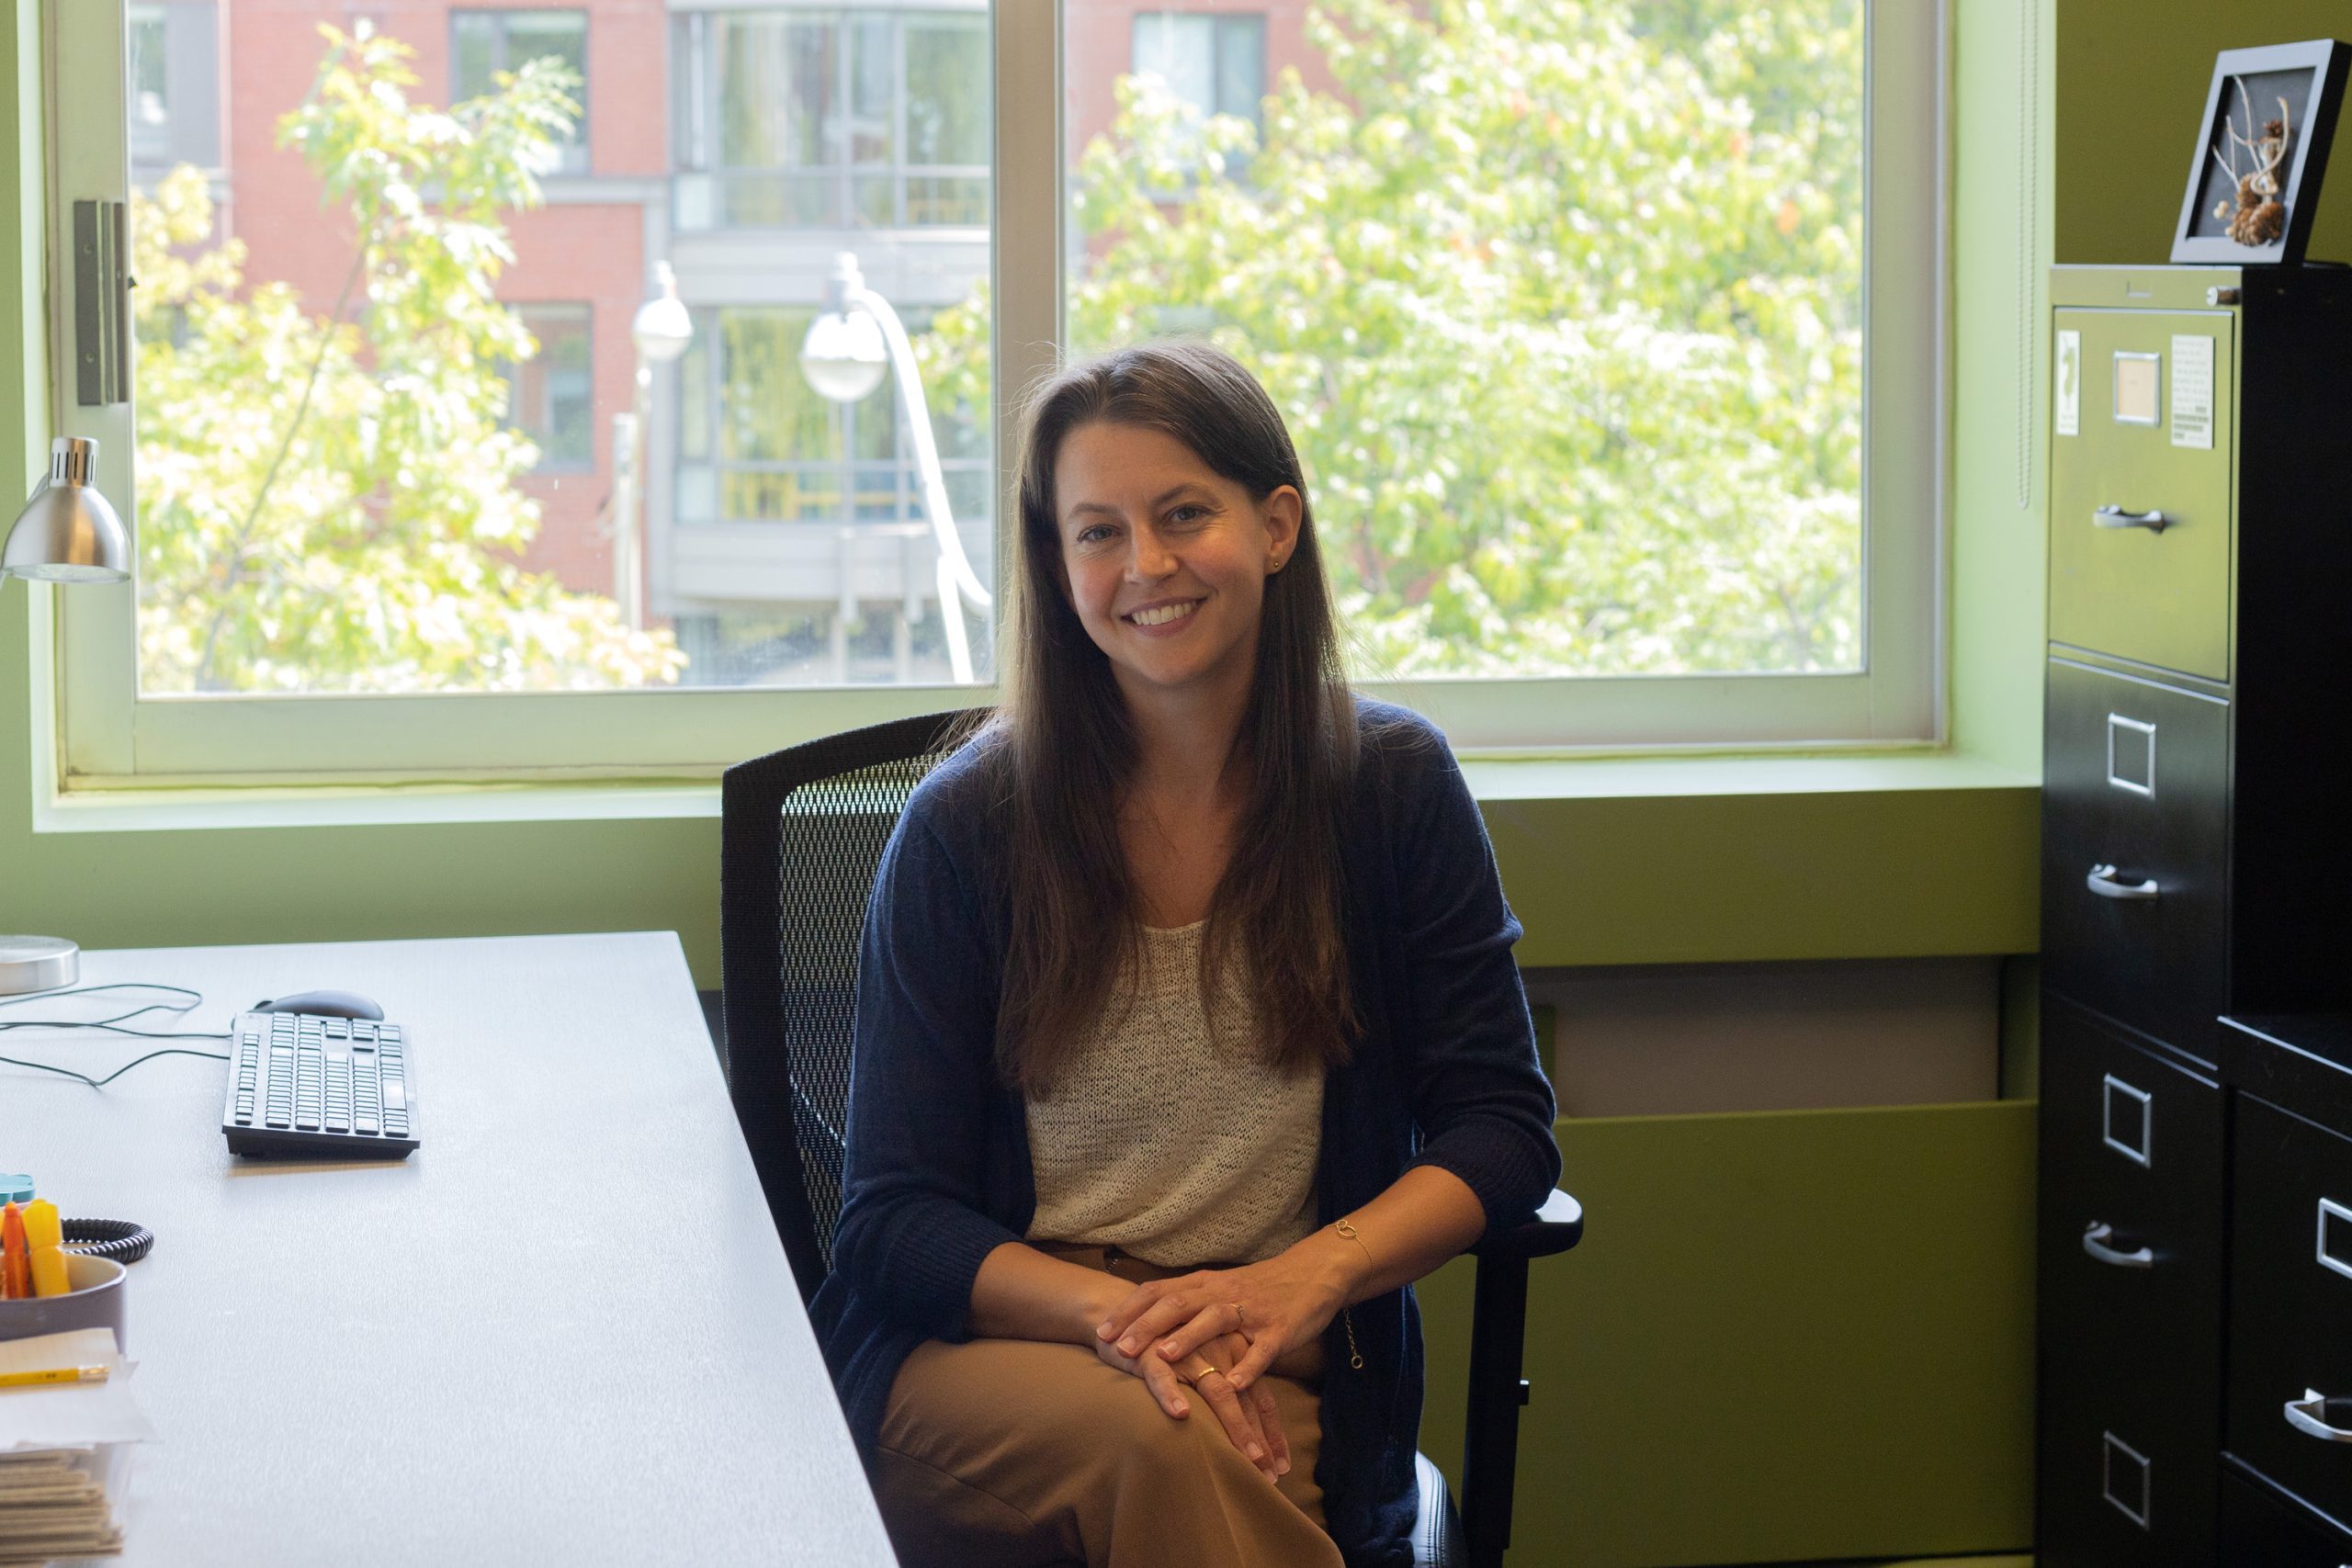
[
  {"left": 2222, "top": 1468, "right": 2352, "bottom": 1565},
  {"left": 2049, "top": 308, "right": 2235, "bottom": 681},
  {"left": 2226, "top": 1094, "right": 2352, "bottom": 1535},
  {"left": 2037, "top": 999, "right": 2223, "bottom": 1565},
  {"left": 2043, "top": 657, "right": 2230, "bottom": 1062}
]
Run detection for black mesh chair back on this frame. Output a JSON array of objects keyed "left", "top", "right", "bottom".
[{"left": 720, "top": 707, "right": 989, "bottom": 1301}]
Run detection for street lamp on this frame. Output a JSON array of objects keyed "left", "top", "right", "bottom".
[
  {"left": 613, "top": 262, "right": 693, "bottom": 632},
  {"left": 798, "top": 252, "right": 991, "bottom": 685}
]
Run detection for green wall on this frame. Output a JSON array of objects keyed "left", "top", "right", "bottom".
[
  {"left": 2055, "top": 1, "right": 2352, "bottom": 265},
  {"left": 1420, "top": 1103, "right": 2038, "bottom": 1568}
]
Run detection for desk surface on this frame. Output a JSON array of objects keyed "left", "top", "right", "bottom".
[{"left": 1, "top": 932, "right": 898, "bottom": 1567}]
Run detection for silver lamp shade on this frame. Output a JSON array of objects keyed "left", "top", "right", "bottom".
[{"left": 2, "top": 436, "right": 130, "bottom": 583}]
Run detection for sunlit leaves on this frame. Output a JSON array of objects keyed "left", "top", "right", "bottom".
[{"left": 933, "top": 0, "right": 1863, "bottom": 677}]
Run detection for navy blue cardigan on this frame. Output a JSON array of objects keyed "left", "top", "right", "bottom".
[{"left": 810, "top": 699, "right": 1562, "bottom": 1567}]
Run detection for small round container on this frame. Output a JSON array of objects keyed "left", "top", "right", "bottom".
[{"left": 0, "top": 1255, "right": 128, "bottom": 1352}]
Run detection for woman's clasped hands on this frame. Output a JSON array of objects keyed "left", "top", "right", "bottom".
[{"left": 1090, "top": 1248, "right": 1356, "bottom": 1482}]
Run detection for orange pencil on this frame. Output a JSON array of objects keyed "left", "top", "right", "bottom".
[{"left": 0, "top": 1203, "right": 27, "bottom": 1301}]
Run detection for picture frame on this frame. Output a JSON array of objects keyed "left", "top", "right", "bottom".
[{"left": 2172, "top": 39, "right": 2350, "bottom": 265}]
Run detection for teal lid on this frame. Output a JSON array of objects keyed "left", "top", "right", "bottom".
[{"left": 0, "top": 1174, "right": 31, "bottom": 1205}]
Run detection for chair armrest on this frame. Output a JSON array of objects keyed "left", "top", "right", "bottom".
[{"left": 1471, "top": 1188, "right": 1583, "bottom": 1261}]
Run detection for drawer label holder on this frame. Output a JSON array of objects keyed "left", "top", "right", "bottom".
[
  {"left": 2102, "top": 1430, "right": 2154, "bottom": 1528},
  {"left": 2103, "top": 1074, "right": 2155, "bottom": 1165},
  {"left": 2317, "top": 1197, "right": 2352, "bottom": 1280},
  {"left": 2106, "top": 713, "right": 2157, "bottom": 797}
]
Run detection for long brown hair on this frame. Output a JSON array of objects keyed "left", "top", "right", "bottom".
[{"left": 986, "top": 340, "right": 1360, "bottom": 1092}]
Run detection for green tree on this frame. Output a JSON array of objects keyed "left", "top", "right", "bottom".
[
  {"left": 132, "top": 27, "right": 684, "bottom": 694},
  {"left": 921, "top": 0, "right": 1863, "bottom": 677}
]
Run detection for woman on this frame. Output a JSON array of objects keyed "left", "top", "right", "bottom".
[{"left": 810, "top": 341, "right": 1560, "bottom": 1568}]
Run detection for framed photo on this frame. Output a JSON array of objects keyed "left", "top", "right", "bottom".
[{"left": 2172, "top": 39, "right": 2350, "bottom": 265}]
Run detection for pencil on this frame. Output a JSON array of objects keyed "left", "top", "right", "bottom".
[{"left": 0, "top": 1365, "right": 109, "bottom": 1390}]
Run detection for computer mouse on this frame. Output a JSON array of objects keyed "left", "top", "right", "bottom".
[{"left": 254, "top": 989, "right": 385, "bottom": 1021}]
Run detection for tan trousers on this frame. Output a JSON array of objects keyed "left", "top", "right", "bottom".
[{"left": 873, "top": 1248, "right": 1345, "bottom": 1568}]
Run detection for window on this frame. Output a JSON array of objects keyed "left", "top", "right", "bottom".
[
  {"left": 1129, "top": 13, "right": 1266, "bottom": 138},
  {"left": 675, "top": 305, "right": 989, "bottom": 530},
  {"left": 663, "top": 305, "right": 991, "bottom": 684},
  {"left": 43, "top": 1, "right": 1938, "bottom": 783},
  {"left": 506, "top": 305, "right": 594, "bottom": 472},
  {"left": 1057, "top": 0, "right": 1940, "bottom": 749},
  {"left": 451, "top": 9, "right": 590, "bottom": 175},
  {"left": 127, "top": 2, "right": 220, "bottom": 187},
  {"left": 671, "top": 10, "right": 991, "bottom": 231}
]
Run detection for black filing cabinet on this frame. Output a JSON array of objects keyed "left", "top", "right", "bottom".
[{"left": 2039, "top": 265, "right": 2352, "bottom": 1563}]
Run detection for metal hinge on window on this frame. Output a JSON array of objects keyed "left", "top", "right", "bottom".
[{"left": 73, "top": 199, "right": 130, "bottom": 407}]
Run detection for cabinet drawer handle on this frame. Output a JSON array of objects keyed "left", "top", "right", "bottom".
[
  {"left": 2083, "top": 1222, "right": 2154, "bottom": 1269},
  {"left": 2094, "top": 505, "right": 2170, "bottom": 533},
  {"left": 2087, "top": 863, "right": 2161, "bottom": 900},
  {"left": 2286, "top": 1390, "right": 2352, "bottom": 1443}
]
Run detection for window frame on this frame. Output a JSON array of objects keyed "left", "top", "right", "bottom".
[
  {"left": 449, "top": 6, "right": 591, "bottom": 176},
  {"left": 506, "top": 300, "right": 596, "bottom": 474},
  {"left": 42, "top": 0, "right": 1942, "bottom": 788},
  {"left": 669, "top": 7, "right": 991, "bottom": 234},
  {"left": 675, "top": 301, "right": 991, "bottom": 530},
  {"left": 1129, "top": 11, "right": 1267, "bottom": 133}
]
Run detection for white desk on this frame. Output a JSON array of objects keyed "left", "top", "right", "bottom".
[{"left": 1, "top": 933, "right": 898, "bottom": 1567}]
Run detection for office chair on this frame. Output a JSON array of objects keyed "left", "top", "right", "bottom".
[{"left": 720, "top": 709, "right": 1583, "bottom": 1568}]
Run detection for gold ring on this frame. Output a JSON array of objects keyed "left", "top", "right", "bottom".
[{"left": 1192, "top": 1364, "right": 1220, "bottom": 1382}]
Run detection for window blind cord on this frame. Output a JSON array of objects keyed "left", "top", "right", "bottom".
[{"left": 0, "top": 981, "right": 232, "bottom": 1086}]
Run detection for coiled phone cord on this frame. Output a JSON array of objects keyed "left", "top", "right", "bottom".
[{"left": 61, "top": 1218, "right": 153, "bottom": 1264}]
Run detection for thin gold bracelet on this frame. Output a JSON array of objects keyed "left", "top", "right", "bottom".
[{"left": 1334, "top": 1219, "right": 1371, "bottom": 1369}]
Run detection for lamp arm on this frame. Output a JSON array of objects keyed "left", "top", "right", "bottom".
[{"left": 848, "top": 286, "right": 993, "bottom": 612}]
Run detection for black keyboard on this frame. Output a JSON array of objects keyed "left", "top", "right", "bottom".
[{"left": 220, "top": 1011, "right": 418, "bottom": 1158}]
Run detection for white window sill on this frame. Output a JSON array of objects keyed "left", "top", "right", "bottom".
[{"left": 30, "top": 748, "right": 2036, "bottom": 837}]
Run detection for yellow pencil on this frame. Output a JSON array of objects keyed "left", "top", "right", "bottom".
[{"left": 0, "top": 1365, "right": 108, "bottom": 1390}]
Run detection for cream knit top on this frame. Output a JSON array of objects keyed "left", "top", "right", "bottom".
[{"left": 1024, "top": 920, "right": 1323, "bottom": 1269}]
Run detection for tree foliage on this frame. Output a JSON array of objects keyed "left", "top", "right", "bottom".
[
  {"left": 922, "top": 0, "right": 1863, "bottom": 677},
  {"left": 132, "top": 27, "right": 684, "bottom": 694}
]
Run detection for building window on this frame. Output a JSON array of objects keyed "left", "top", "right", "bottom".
[
  {"left": 452, "top": 9, "right": 590, "bottom": 175},
  {"left": 673, "top": 305, "right": 989, "bottom": 530},
  {"left": 128, "top": 1, "right": 221, "bottom": 187},
  {"left": 507, "top": 304, "right": 594, "bottom": 472},
  {"left": 1129, "top": 12, "right": 1266, "bottom": 137},
  {"left": 671, "top": 9, "right": 991, "bottom": 231}
]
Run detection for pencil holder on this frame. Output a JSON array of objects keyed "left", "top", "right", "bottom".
[{"left": 0, "top": 1255, "right": 127, "bottom": 1351}]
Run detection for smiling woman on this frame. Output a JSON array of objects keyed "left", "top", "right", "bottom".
[
  {"left": 811, "top": 341, "right": 1561, "bottom": 1566},
  {"left": 1055, "top": 425, "right": 1298, "bottom": 717}
]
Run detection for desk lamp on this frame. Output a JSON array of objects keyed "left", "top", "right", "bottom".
[{"left": 1, "top": 435, "right": 129, "bottom": 996}]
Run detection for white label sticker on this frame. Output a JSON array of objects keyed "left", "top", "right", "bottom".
[
  {"left": 2055, "top": 330, "right": 2080, "bottom": 436},
  {"left": 2171, "top": 334, "right": 2214, "bottom": 449}
]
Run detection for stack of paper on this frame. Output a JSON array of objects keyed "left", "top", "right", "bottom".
[{"left": 0, "top": 1329, "right": 154, "bottom": 1565}]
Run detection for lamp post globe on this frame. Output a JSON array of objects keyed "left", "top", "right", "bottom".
[
  {"left": 632, "top": 262, "right": 694, "bottom": 365},
  {"left": 799, "top": 310, "right": 889, "bottom": 404},
  {"left": 799, "top": 251, "right": 890, "bottom": 403}
]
